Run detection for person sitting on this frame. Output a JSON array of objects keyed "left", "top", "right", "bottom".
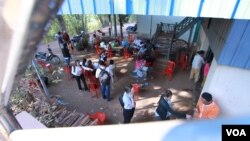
[
  {"left": 193, "top": 92, "right": 220, "bottom": 119},
  {"left": 133, "top": 37, "right": 141, "bottom": 49},
  {"left": 155, "top": 89, "right": 188, "bottom": 120},
  {"left": 121, "top": 39, "right": 129, "bottom": 48},
  {"left": 137, "top": 44, "right": 147, "bottom": 57},
  {"left": 99, "top": 51, "right": 107, "bottom": 63}
]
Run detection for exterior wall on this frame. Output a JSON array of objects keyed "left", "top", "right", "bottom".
[
  {"left": 137, "top": 15, "right": 194, "bottom": 40},
  {"left": 202, "top": 18, "right": 233, "bottom": 61},
  {"left": 202, "top": 59, "right": 250, "bottom": 117},
  {"left": 203, "top": 19, "right": 250, "bottom": 70},
  {"left": 218, "top": 20, "right": 250, "bottom": 70},
  {"left": 197, "top": 27, "right": 209, "bottom": 51},
  {"left": 137, "top": 15, "right": 184, "bottom": 38}
]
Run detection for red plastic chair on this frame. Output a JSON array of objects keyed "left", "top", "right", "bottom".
[
  {"left": 106, "top": 46, "right": 113, "bottom": 58},
  {"left": 178, "top": 52, "right": 188, "bottom": 70},
  {"left": 89, "top": 112, "right": 107, "bottom": 125},
  {"left": 132, "top": 83, "right": 140, "bottom": 100},
  {"left": 64, "top": 65, "right": 72, "bottom": 80},
  {"left": 163, "top": 60, "right": 176, "bottom": 80}
]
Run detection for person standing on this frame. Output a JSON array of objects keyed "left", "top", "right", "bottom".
[
  {"left": 62, "top": 31, "right": 70, "bottom": 43},
  {"left": 95, "top": 61, "right": 113, "bottom": 101},
  {"left": 55, "top": 31, "right": 64, "bottom": 49},
  {"left": 61, "top": 43, "right": 71, "bottom": 66},
  {"left": 190, "top": 50, "right": 205, "bottom": 83},
  {"left": 201, "top": 60, "right": 211, "bottom": 87},
  {"left": 122, "top": 84, "right": 136, "bottom": 123},
  {"left": 71, "top": 60, "right": 90, "bottom": 91},
  {"left": 107, "top": 60, "right": 116, "bottom": 82}
]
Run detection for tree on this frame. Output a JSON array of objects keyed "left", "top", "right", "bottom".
[
  {"left": 56, "top": 15, "right": 67, "bottom": 31},
  {"left": 118, "top": 15, "right": 129, "bottom": 38}
]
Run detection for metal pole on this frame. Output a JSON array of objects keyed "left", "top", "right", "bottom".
[
  {"left": 32, "top": 60, "right": 50, "bottom": 99},
  {"left": 168, "top": 24, "right": 177, "bottom": 60},
  {"left": 114, "top": 14, "right": 117, "bottom": 37},
  {"left": 187, "top": 26, "right": 194, "bottom": 50},
  {"left": 149, "top": 15, "right": 153, "bottom": 38}
]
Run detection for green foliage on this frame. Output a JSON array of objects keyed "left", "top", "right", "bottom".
[
  {"left": 76, "top": 37, "right": 89, "bottom": 51},
  {"left": 42, "top": 14, "right": 137, "bottom": 44},
  {"left": 128, "top": 15, "right": 137, "bottom": 23},
  {"left": 42, "top": 15, "right": 102, "bottom": 44}
]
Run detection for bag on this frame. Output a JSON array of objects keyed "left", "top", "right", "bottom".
[
  {"left": 119, "top": 94, "right": 124, "bottom": 109},
  {"left": 99, "top": 68, "right": 110, "bottom": 85}
]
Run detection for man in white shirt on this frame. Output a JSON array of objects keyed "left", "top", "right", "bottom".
[
  {"left": 71, "top": 60, "right": 91, "bottom": 91},
  {"left": 95, "top": 61, "right": 113, "bottom": 101},
  {"left": 190, "top": 50, "right": 205, "bottom": 83},
  {"left": 122, "top": 84, "right": 136, "bottom": 123}
]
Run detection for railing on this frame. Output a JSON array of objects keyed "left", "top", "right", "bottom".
[
  {"left": 161, "top": 23, "right": 175, "bottom": 33},
  {"left": 175, "top": 17, "right": 200, "bottom": 38},
  {"left": 31, "top": 60, "right": 50, "bottom": 99}
]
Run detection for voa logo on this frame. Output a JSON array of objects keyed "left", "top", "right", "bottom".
[{"left": 226, "top": 129, "right": 246, "bottom": 136}]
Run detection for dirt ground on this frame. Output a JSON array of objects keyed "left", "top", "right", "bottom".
[{"left": 37, "top": 27, "right": 199, "bottom": 125}]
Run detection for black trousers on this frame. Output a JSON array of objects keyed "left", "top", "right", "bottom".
[
  {"left": 75, "top": 74, "right": 88, "bottom": 90},
  {"left": 123, "top": 107, "right": 135, "bottom": 123}
]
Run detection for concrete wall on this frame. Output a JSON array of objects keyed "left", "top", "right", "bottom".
[
  {"left": 202, "top": 59, "right": 250, "bottom": 117},
  {"left": 198, "top": 27, "right": 209, "bottom": 51},
  {"left": 137, "top": 15, "right": 187, "bottom": 39}
]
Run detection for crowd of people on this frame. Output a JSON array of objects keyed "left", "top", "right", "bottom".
[{"left": 52, "top": 29, "right": 219, "bottom": 124}]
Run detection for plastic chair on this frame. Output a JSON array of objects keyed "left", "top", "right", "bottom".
[
  {"left": 89, "top": 112, "right": 107, "bottom": 125},
  {"left": 132, "top": 83, "right": 140, "bottom": 100},
  {"left": 178, "top": 52, "right": 188, "bottom": 70},
  {"left": 163, "top": 60, "right": 175, "bottom": 80},
  {"left": 106, "top": 47, "right": 113, "bottom": 58},
  {"left": 64, "top": 65, "right": 72, "bottom": 80}
]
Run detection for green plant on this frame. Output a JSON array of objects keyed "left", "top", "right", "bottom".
[{"left": 76, "top": 37, "right": 89, "bottom": 51}]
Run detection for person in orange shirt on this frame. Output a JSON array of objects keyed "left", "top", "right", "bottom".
[{"left": 193, "top": 92, "right": 220, "bottom": 119}]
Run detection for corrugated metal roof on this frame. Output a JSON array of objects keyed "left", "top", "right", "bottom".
[{"left": 58, "top": 0, "right": 250, "bottom": 19}]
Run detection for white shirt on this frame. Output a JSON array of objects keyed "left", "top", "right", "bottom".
[
  {"left": 134, "top": 39, "right": 141, "bottom": 46},
  {"left": 138, "top": 47, "right": 147, "bottom": 55},
  {"left": 108, "top": 64, "right": 115, "bottom": 73},
  {"left": 93, "top": 62, "right": 99, "bottom": 69},
  {"left": 192, "top": 54, "right": 204, "bottom": 69},
  {"left": 123, "top": 92, "right": 135, "bottom": 110},
  {"left": 95, "top": 66, "right": 113, "bottom": 79},
  {"left": 71, "top": 66, "right": 82, "bottom": 76}
]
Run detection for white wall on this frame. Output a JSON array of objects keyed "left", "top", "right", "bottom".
[
  {"left": 202, "top": 59, "right": 250, "bottom": 117},
  {"left": 198, "top": 27, "right": 209, "bottom": 51},
  {"left": 137, "top": 15, "right": 184, "bottom": 38}
]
